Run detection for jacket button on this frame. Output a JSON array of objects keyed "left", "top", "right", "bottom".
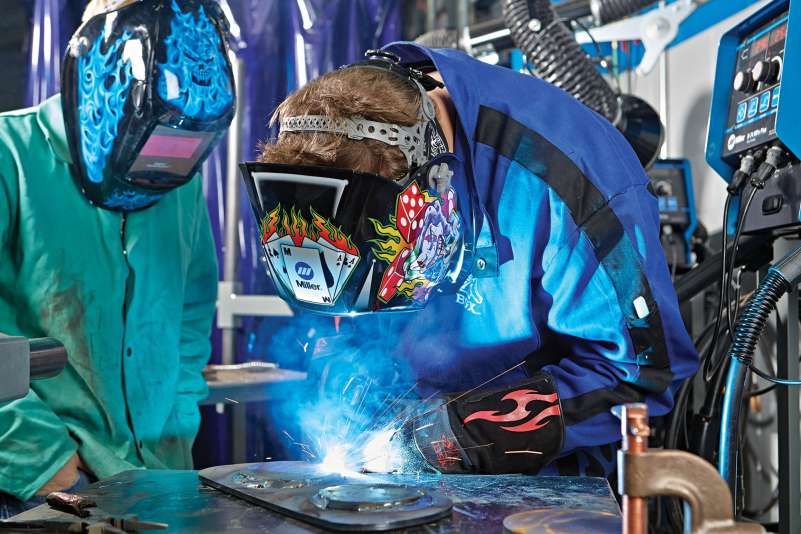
[{"left": 127, "top": 347, "right": 133, "bottom": 357}]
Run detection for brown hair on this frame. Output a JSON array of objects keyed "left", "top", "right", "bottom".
[{"left": 258, "top": 67, "right": 421, "bottom": 180}]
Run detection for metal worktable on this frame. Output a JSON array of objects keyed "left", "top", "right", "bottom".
[{"left": 9, "top": 469, "right": 621, "bottom": 533}]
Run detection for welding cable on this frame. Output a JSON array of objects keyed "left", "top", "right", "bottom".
[
  {"left": 722, "top": 186, "right": 758, "bottom": 351},
  {"left": 718, "top": 244, "right": 801, "bottom": 497},
  {"left": 724, "top": 151, "right": 781, "bottom": 339},
  {"left": 703, "top": 195, "right": 733, "bottom": 382}
]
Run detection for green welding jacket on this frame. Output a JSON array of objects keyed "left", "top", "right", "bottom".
[{"left": 0, "top": 95, "right": 218, "bottom": 500}]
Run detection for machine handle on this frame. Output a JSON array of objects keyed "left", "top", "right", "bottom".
[{"left": 29, "top": 337, "right": 67, "bottom": 380}]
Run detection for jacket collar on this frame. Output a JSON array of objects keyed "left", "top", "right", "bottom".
[{"left": 35, "top": 94, "right": 72, "bottom": 165}]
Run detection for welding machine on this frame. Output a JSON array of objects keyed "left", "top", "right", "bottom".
[
  {"left": 648, "top": 159, "right": 697, "bottom": 271},
  {"left": 706, "top": 0, "right": 801, "bottom": 234}
]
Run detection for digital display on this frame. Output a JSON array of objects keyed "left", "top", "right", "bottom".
[
  {"left": 771, "top": 23, "right": 788, "bottom": 46},
  {"left": 751, "top": 35, "right": 769, "bottom": 55},
  {"left": 140, "top": 134, "right": 203, "bottom": 159}
]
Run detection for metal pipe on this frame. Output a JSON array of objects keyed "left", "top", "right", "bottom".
[
  {"left": 658, "top": 0, "right": 669, "bottom": 158},
  {"left": 426, "top": 0, "right": 437, "bottom": 32},
  {"left": 29, "top": 337, "right": 67, "bottom": 380},
  {"left": 221, "top": 52, "right": 245, "bottom": 367},
  {"left": 622, "top": 403, "right": 648, "bottom": 534},
  {"left": 456, "top": 0, "right": 469, "bottom": 51}
]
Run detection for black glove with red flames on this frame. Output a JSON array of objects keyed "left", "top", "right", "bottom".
[{"left": 394, "top": 373, "right": 564, "bottom": 474}]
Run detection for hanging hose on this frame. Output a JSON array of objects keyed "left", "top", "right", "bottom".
[
  {"left": 591, "top": 0, "right": 656, "bottom": 25},
  {"left": 502, "top": 0, "right": 620, "bottom": 123},
  {"left": 718, "top": 244, "right": 801, "bottom": 509}
]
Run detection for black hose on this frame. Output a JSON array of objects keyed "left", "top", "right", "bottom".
[
  {"left": 718, "top": 269, "right": 789, "bottom": 497},
  {"left": 729, "top": 270, "right": 788, "bottom": 368},
  {"left": 502, "top": 0, "right": 619, "bottom": 122},
  {"left": 593, "top": 0, "right": 656, "bottom": 25}
]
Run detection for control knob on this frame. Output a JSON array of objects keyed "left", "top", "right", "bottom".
[
  {"left": 733, "top": 70, "right": 754, "bottom": 93},
  {"left": 752, "top": 58, "right": 782, "bottom": 85}
]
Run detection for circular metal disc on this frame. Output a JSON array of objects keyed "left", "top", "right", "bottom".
[
  {"left": 313, "top": 484, "right": 424, "bottom": 511},
  {"left": 503, "top": 509, "right": 621, "bottom": 533}
]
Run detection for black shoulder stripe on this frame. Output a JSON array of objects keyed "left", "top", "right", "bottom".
[{"left": 475, "top": 106, "right": 672, "bottom": 425}]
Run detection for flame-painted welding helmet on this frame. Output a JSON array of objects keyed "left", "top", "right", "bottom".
[
  {"left": 61, "top": 0, "right": 235, "bottom": 211},
  {"left": 241, "top": 51, "right": 476, "bottom": 314}
]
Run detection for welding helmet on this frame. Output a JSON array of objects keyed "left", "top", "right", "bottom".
[
  {"left": 241, "top": 51, "right": 476, "bottom": 314},
  {"left": 61, "top": 0, "right": 235, "bottom": 211}
]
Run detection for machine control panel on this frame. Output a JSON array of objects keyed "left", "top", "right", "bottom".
[
  {"left": 647, "top": 160, "right": 696, "bottom": 269},
  {"left": 722, "top": 12, "right": 788, "bottom": 159}
]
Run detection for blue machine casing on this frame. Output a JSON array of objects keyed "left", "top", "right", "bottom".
[
  {"left": 706, "top": 0, "right": 801, "bottom": 182},
  {"left": 648, "top": 159, "right": 697, "bottom": 266}
]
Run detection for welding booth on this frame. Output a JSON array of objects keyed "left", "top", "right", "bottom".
[{"left": 2, "top": 0, "right": 801, "bottom": 532}]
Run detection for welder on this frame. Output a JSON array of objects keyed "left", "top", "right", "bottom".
[
  {"left": 0, "top": 0, "right": 233, "bottom": 517},
  {"left": 243, "top": 44, "right": 698, "bottom": 477}
]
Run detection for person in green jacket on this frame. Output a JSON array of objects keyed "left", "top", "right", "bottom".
[{"left": 0, "top": 0, "right": 235, "bottom": 516}]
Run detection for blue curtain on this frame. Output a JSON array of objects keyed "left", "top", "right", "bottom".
[{"left": 26, "top": 0, "right": 81, "bottom": 106}]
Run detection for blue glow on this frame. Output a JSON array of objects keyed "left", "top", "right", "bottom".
[
  {"left": 158, "top": 0, "right": 233, "bottom": 120},
  {"left": 104, "top": 189, "right": 159, "bottom": 210},
  {"left": 78, "top": 29, "right": 134, "bottom": 184}
]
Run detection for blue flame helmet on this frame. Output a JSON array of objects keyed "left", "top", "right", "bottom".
[{"left": 61, "top": 0, "right": 235, "bottom": 211}]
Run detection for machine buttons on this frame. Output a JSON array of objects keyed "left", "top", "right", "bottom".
[
  {"left": 733, "top": 70, "right": 754, "bottom": 93},
  {"left": 736, "top": 102, "right": 748, "bottom": 122},
  {"left": 752, "top": 58, "right": 782, "bottom": 85},
  {"left": 747, "top": 97, "right": 759, "bottom": 118},
  {"left": 762, "top": 194, "right": 783, "bottom": 215},
  {"left": 772, "top": 87, "right": 781, "bottom": 107},
  {"left": 759, "top": 91, "right": 771, "bottom": 113}
]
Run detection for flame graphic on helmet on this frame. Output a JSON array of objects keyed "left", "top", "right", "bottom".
[
  {"left": 463, "top": 389, "right": 561, "bottom": 433},
  {"left": 260, "top": 204, "right": 359, "bottom": 256}
]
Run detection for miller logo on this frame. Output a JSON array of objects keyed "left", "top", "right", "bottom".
[{"left": 295, "top": 262, "right": 314, "bottom": 280}]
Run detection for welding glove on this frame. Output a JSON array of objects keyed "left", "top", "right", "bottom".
[{"left": 397, "top": 373, "right": 564, "bottom": 474}]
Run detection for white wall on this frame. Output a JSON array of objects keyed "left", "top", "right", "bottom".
[{"left": 626, "top": 1, "right": 771, "bottom": 233}]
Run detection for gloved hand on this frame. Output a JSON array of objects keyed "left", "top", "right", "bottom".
[{"left": 370, "top": 373, "right": 564, "bottom": 475}]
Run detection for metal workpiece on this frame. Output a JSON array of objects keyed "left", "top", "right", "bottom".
[
  {"left": 619, "top": 403, "right": 764, "bottom": 534},
  {"left": 11, "top": 468, "right": 621, "bottom": 533},
  {"left": 201, "top": 363, "right": 306, "bottom": 406},
  {"left": 200, "top": 462, "right": 452, "bottom": 531}
]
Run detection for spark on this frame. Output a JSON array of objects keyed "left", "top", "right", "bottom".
[
  {"left": 414, "top": 423, "right": 434, "bottom": 432},
  {"left": 504, "top": 450, "right": 543, "bottom": 455},
  {"left": 320, "top": 445, "right": 349, "bottom": 475},
  {"left": 372, "top": 381, "right": 420, "bottom": 424},
  {"left": 361, "top": 428, "right": 401, "bottom": 473},
  {"left": 404, "top": 362, "right": 527, "bottom": 428},
  {"left": 224, "top": 397, "right": 240, "bottom": 404}
]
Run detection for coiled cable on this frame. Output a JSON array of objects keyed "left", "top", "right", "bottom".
[
  {"left": 502, "top": 0, "right": 619, "bottom": 122},
  {"left": 592, "top": 0, "right": 656, "bottom": 25},
  {"left": 729, "top": 270, "right": 789, "bottom": 368}
]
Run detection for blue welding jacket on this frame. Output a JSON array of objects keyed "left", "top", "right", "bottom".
[{"left": 359, "top": 43, "right": 699, "bottom": 475}]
